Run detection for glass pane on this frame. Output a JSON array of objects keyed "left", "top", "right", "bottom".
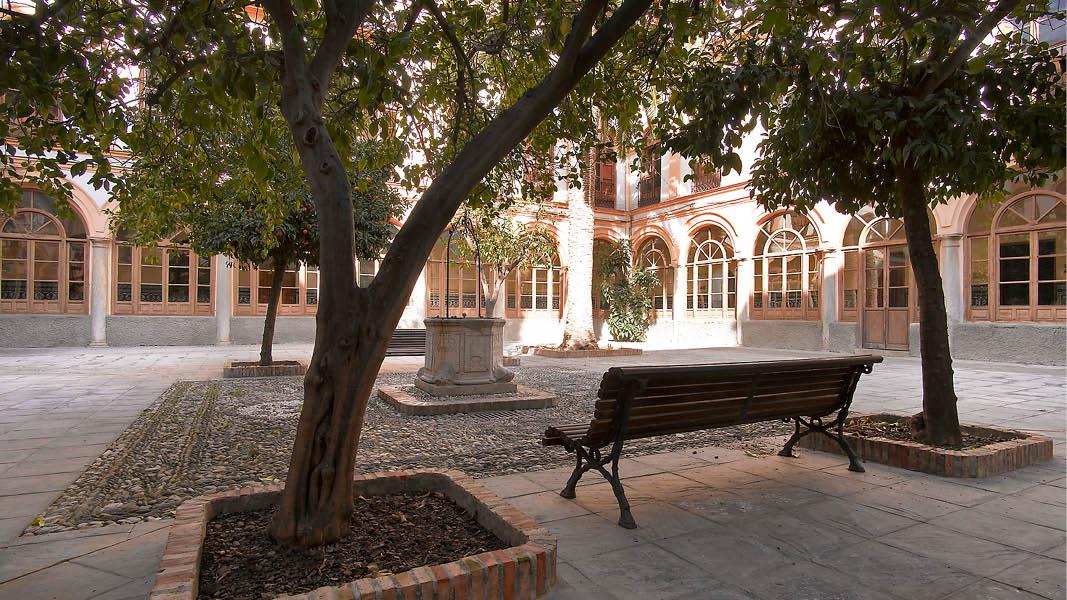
[
  {"left": 1038, "top": 282, "right": 1066, "bottom": 306},
  {"left": 197, "top": 286, "right": 211, "bottom": 303},
  {"left": 68, "top": 243, "right": 85, "bottom": 262},
  {"left": 1000, "top": 258, "right": 1030, "bottom": 282},
  {"left": 999, "top": 234, "right": 1030, "bottom": 258},
  {"left": 168, "top": 286, "right": 189, "bottom": 303},
  {"left": 968, "top": 203, "right": 996, "bottom": 233},
  {"left": 33, "top": 281, "right": 58, "bottom": 301},
  {"left": 68, "top": 282, "right": 84, "bottom": 301},
  {"left": 35, "top": 241, "right": 59, "bottom": 261},
  {"left": 34, "top": 260, "right": 58, "bottom": 280},
  {"left": 2, "top": 259, "right": 27, "bottom": 279},
  {"left": 970, "top": 283, "right": 989, "bottom": 307},
  {"left": 889, "top": 268, "right": 907, "bottom": 287},
  {"left": 2, "top": 239, "right": 27, "bottom": 259},
  {"left": 1038, "top": 229, "right": 1065, "bottom": 256},
  {"left": 238, "top": 287, "right": 251, "bottom": 304},
  {"left": 141, "top": 284, "right": 163, "bottom": 302},
  {"left": 999, "top": 282, "right": 1029, "bottom": 305},
  {"left": 1, "top": 279, "right": 27, "bottom": 299},
  {"left": 282, "top": 289, "right": 300, "bottom": 304},
  {"left": 117, "top": 283, "right": 133, "bottom": 302},
  {"left": 118, "top": 245, "right": 132, "bottom": 264},
  {"left": 843, "top": 289, "right": 857, "bottom": 309},
  {"left": 888, "top": 288, "right": 909, "bottom": 308},
  {"left": 998, "top": 206, "right": 1029, "bottom": 228}
]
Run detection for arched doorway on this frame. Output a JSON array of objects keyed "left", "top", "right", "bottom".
[{"left": 842, "top": 208, "right": 935, "bottom": 350}]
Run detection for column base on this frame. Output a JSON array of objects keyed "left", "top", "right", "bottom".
[
  {"left": 88, "top": 341, "right": 108, "bottom": 347},
  {"left": 215, "top": 340, "right": 232, "bottom": 346}
]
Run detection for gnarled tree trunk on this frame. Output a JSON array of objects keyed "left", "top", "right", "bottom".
[
  {"left": 259, "top": 256, "right": 287, "bottom": 367},
  {"left": 896, "top": 163, "right": 963, "bottom": 446},
  {"left": 262, "top": 0, "right": 653, "bottom": 547}
]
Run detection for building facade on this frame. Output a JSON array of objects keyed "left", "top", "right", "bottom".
[{"left": 2, "top": 146, "right": 1064, "bottom": 365}]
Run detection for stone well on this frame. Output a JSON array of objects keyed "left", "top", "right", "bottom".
[{"left": 416, "top": 317, "right": 516, "bottom": 396}]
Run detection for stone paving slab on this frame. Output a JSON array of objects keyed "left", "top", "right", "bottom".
[{"left": 0, "top": 344, "right": 1062, "bottom": 599}]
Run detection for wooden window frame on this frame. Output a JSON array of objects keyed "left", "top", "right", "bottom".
[
  {"left": 686, "top": 226, "right": 736, "bottom": 320},
  {"left": 113, "top": 239, "right": 213, "bottom": 316},
  {"left": 965, "top": 192, "right": 1066, "bottom": 323},
  {"left": 233, "top": 261, "right": 316, "bottom": 317},
  {"left": 0, "top": 191, "right": 88, "bottom": 315},
  {"left": 637, "top": 237, "right": 674, "bottom": 314},
  {"left": 637, "top": 144, "right": 662, "bottom": 208},
  {"left": 425, "top": 234, "right": 484, "bottom": 318},
  {"left": 752, "top": 213, "right": 822, "bottom": 321},
  {"left": 506, "top": 256, "right": 562, "bottom": 317}
]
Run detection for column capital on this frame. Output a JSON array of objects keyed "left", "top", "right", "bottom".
[
  {"left": 89, "top": 236, "right": 111, "bottom": 247},
  {"left": 937, "top": 233, "right": 964, "bottom": 245}
]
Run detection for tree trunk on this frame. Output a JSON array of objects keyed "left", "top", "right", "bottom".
[
  {"left": 560, "top": 181, "right": 598, "bottom": 349},
  {"left": 485, "top": 276, "right": 507, "bottom": 319},
  {"left": 259, "top": 257, "right": 287, "bottom": 367},
  {"left": 896, "top": 164, "right": 963, "bottom": 446},
  {"left": 263, "top": 0, "right": 653, "bottom": 547}
]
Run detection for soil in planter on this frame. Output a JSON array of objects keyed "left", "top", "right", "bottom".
[
  {"left": 198, "top": 492, "right": 507, "bottom": 599},
  {"left": 844, "top": 416, "right": 1024, "bottom": 450}
]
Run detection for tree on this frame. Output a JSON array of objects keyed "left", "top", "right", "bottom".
[
  {"left": 661, "top": 0, "right": 1065, "bottom": 445},
  {"left": 3, "top": 0, "right": 723, "bottom": 546},
  {"left": 596, "top": 239, "right": 657, "bottom": 341},
  {"left": 454, "top": 208, "right": 556, "bottom": 319},
  {"left": 111, "top": 120, "right": 404, "bottom": 366}
]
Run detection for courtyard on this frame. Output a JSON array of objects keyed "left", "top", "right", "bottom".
[{"left": 0, "top": 344, "right": 1062, "bottom": 600}]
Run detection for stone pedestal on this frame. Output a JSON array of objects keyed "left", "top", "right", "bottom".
[{"left": 416, "top": 317, "right": 516, "bottom": 396}]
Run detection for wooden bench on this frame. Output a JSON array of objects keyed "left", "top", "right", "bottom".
[{"left": 542, "top": 354, "right": 883, "bottom": 528}]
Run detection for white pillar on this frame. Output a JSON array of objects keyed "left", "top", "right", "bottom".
[
  {"left": 659, "top": 153, "right": 671, "bottom": 202},
  {"left": 215, "top": 256, "right": 232, "bottom": 345},
  {"left": 940, "top": 234, "right": 964, "bottom": 323},
  {"left": 820, "top": 250, "right": 840, "bottom": 350},
  {"left": 88, "top": 237, "right": 110, "bottom": 347},
  {"left": 678, "top": 157, "right": 694, "bottom": 197},
  {"left": 735, "top": 256, "right": 754, "bottom": 346}
]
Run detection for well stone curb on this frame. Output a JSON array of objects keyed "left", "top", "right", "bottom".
[
  {"left": 377, "top": 385, "right": 557, "bottom": 415},
  {"left": 148, "top": 469, "right": 557, "bottom": 600},
  {"left": 532, "top": 347, "right": 642, "bottom": 358},
  {"left": 798, "top": 413, "right": 1053, "bottom": 477},
  {"left": 222, "top": 361, "right": 306, "bottom": 378}
]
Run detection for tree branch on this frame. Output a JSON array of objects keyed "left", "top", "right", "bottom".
[
  {"left": 309, "top": 0, "right": 378, "bottom": 93},
  {"left": 371, "top": 0, "right": 652, "bottom": 317},
  {"left": 913, "top": 0, "right": 1022, "bottom": 98}
]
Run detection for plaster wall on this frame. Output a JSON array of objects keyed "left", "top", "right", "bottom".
[
  {"left": 106, "top": 316, "right": 216, "bottom": 346},
  {"left": 828, "top": 322, "right": 860, "bottom": 353},
  {"left": 0, "top": 315, "right": 91, "bottom": 347},
  {"left": 741, "top": 320, "right": 823, "bottom": 351},
  {"left": 230, "top": 316, "right": 317, "bottom": 346},
  {"left": 950, "top": 322, "right": 1066, "bottom": 366}
]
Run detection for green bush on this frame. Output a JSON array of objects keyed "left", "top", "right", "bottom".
[{"left": 596, "top": 240, "right": 658, "bottom": 342}]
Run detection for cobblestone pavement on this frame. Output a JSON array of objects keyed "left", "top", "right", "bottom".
[{"left": 0, "top": 344, "right": 1062, "bottom": 599}]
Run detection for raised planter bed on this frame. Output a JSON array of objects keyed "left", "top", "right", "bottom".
[
  {"left": 532, "top": 347, "right": 642, "bottom": 359},
  {"left": 378, "top": 384, "right": 556, "bottom": 415},
  {"left": 222, "top": 361, "right": 305, "bottom": 378},
  {"left": 798, "top": 413, "right": 1053, "bottom": 478},
  {"left": 149, "top": 469, "right": 557, "bottom": 600}
]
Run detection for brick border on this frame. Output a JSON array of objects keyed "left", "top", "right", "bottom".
[
  {"left": 532, "top": 347, "right": 642, "bottom": 358},
  {"left": 377, "top": 385, "right": 557, "bottom": 415},
  {"left": 149, "top": 469, "right": 557, "bottom": 600},
  {"left": 222, "top": 361, "right": 306, "bottom": 378},
  {"left": 797, "top": 413, "right": 1054, "bottom": 478}
]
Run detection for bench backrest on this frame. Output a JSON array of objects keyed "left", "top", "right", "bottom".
[{"left": 582, "top": 355, "right": 883, "bottom": 447}]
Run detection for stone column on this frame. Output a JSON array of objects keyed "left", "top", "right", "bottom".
[
  {"left": 215, "top": 255, "right": 232, "bottom": 345},
  {"left": 820, "top": 250, "right": 840, "bottom": 350},
  {"left": 88, "top": 237, "right": 110, "bottom": 347},
  {"left": 678, "top": 158, "right": 694, "bottom": 197},
  {"left": 659, "top": 153, "right": 671, "bottom": 202},
  {"left": 940, "top": 234, "right": 964, "bottom": 323},
  {"left": 734, "top": 256, "right": 754, "bottom": 346}
]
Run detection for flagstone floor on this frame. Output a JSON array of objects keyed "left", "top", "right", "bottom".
[{"left": 0, "top": 344, "right": 1062, "bottom": 599}]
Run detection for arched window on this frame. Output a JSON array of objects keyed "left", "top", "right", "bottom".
[
  {"left": 752, "top": 212, "right": 821, "bottom": 320},
  {"left": 508, "top": 244, "right": 561, "bottom": 315},
  {"left": 967, "top": 192, "right": 1066, "bottom": 322},
  {"left": 1, "top": 190, "right": 88, "bottom": 314},
  {"left": 426, "top": 232, "right": 482, "bottom": 317},
  {"left": 838, "top": 207, "right": 938, "bottom": 323},
  {"left": 114, "top": 230, "right": 213, "bottom": 315},
  {"left": 234, "top": 260, "right": 317, "bottom": 316},
  {"left": 637, "top": 237, "right": 674, "bottom": 311},
  {"left": 687, "top": 225, "right": 735, "bottom": 319}
]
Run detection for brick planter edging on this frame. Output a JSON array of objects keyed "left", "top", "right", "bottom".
[
  {"left": 378, "top": 385, "right": 557, "bottom": 415},
  {"left": 149, "top": 469, "right": 557, "bottom": 600},
  {"left": 222, "top": 361, "right": 306, "bottom": 378},
  {"left": 532, "top": 347, "right": 642, "bottom": 358},
  {"left": 797, "top": 413, "right": 1053, "bottom": 478}
]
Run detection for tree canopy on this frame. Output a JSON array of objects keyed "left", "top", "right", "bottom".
[{"left": 660, "top": 0, "right": 1066, "bottom": 216}]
